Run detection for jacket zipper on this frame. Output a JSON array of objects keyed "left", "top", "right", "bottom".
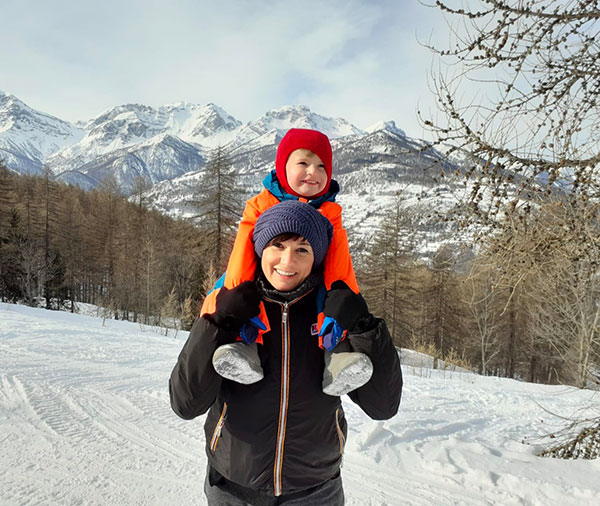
[
  {"left": 263, "top": 291, "right": 313, "bottom": 497},
  {"left": 274, "top": 301, "right": 289, "bottom": 496},
  {"left": 210, "top": 402, "right": 227, "bottom": 452},
  {"left": 335, "top": 408, "right": 346, "bottom": 455}
]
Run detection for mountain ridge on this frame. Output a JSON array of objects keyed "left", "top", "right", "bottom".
[{"left": 0, "top": 91, "right": 476, "bottom": 259}]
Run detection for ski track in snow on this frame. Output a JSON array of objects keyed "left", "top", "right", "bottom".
[{"left": 1, "top": 302, "right": 599, "bottom": 506}]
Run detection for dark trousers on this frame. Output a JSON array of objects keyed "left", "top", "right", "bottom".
[{"left": 204, "top": 467, "right": 345, "bottom": 506}]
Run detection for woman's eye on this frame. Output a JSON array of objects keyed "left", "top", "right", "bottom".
[
  {"left": 297, "top": 247, "right": 309, "bottom": 253},
  {"left": 271, "top": 242, "right": 283, "bottom": 249}
]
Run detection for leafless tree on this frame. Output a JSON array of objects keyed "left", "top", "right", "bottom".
[
  {"left": 421, "top": 2, "right": 600, "bottom": 455},
  {"left": 421, "top": 0, "right": 600, "bottom": 226},
  {"left": 462, "top": 263, "right": 503, "bottom": 375}
]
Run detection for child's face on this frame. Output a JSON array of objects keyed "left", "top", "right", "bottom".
[{"left": 285, "top": 149, "right": 327, "bottom": 197}]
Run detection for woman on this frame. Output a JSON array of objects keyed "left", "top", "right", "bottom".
[{"left": 169, "top": 200, "right": 402, "bottom": 505}]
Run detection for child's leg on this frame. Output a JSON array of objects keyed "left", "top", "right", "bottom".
[
  {"left": 322, "top": 339, "right": 373, "bottom": 396},
  {"left": 212, "top": 342, "right": 264, "bottom": 384}
]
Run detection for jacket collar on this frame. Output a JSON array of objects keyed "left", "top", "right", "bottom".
[
  {"left": 256, "top": 268, "right": 323, "bottom": 303},
  {"left": 262, "top": 169, "right": 340, "bottom": 208}
]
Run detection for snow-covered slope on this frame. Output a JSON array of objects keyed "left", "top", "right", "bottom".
[
  {"left": 1, "top": 302, "right": 599, "bottom": 506},
  {"left": 0, "top": 93, "right": 368, "bottom": 194},
  {"left": 46, "top": 102, "right": 242, "bottom": 185},
  {"left": 146, "top": 119, "right": 473, "bottom": 258},
  {"left": 0, "top": 91, "right": 84, "bottom": 174},
  {"left": 0, "top": 92, "right": 497, "bottom": 257}
]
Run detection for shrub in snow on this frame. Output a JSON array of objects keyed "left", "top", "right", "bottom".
[{"left": 539, "top": 421, "right": 600, "bottom": 460}]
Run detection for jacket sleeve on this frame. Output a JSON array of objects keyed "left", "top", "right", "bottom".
[
  {"left": 347, "top": 318, "right": 402, "bottom": 420},
  {"left": 224, "top": 190, "right": 279, "bottom": 289},
  {"left": 320, "top": 202, "right": 359, "bottom": 293},
  {"left": 169, "top": 316, "right": 235, "bottom": 420}
]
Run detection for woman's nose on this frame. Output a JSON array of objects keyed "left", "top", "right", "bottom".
[{"left": 280, "top": 248, "right": 293, "bottom": 265}]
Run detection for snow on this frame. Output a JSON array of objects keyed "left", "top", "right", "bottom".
[
  {"left": 0, "top": 92, "right": 84, "bottom": 170},
  {"left": 1, "top": 302, "right": 599, "bottom": 506},
  {"left": 245, "top": 105, "right": 364, "bottom": 140},
  {"left": 365, "top": 120, "right": 406, "bottom": 138},
  {"left": 45, "top": 101, "right": 242, "bottom": 175}
]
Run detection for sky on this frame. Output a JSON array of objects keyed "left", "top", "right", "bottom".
[{"left": 0, "top": 0, "right": 447, "bottom": 138}]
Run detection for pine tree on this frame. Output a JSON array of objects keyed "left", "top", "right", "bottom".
[
  {"left": 421, "top": 246, "right": 465, "bottom": 359},
  {"left": 124, "top": 176, "right": 152, "bottom": 321},
  {"left": 160, "top": 287, "right": 180, "bottom": 336},
  {"left": 94, "top": 176, "right": 124, "bottom": 318},
  {"left": 181, "top": 296, "right": 196, "bottom": 331},
  {"left": 0, "top": 208, "right": 25, "bottom": 301},
  {"left": 57, "top": 191, "right": 85, "bottom": 311},
  {"left": 0, "top": 161, "right": 15, "bottom": 235},
  {"left": 359, "top": 194, "right": 420, "bottom": 347},
  {"left": 0, "top": 162, "right": 16, "bottom": 300},
  {"left": 39, "top": 166, "right": 66, "bottom": 309},
  {"left": 188, "top": 146, "right": 243, "bottom": 272}
]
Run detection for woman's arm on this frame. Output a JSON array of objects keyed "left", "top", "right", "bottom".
[
  {"left": 169, "top": 317, "right": 234, "bottom": 419},
  {"left": 171, "top": 281, "right": 261, "bottom": 419}
]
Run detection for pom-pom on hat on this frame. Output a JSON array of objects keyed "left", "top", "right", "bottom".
[
  {"left": 275, "top": 128, "right": 333, "bottom": 198},
  {"left": 253, "top": 200, "right": 333, "bottom": 268}
]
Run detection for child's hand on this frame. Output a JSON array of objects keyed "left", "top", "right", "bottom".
[
  {"left": 323, "top": 281, "right": 370, "bottom": 333},
  {"left": 211, "top": 281, "right": 261, "bottom": 331}
]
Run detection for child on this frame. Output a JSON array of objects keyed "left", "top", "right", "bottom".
[{"left": 202, "top": 128, "right": 373, "bottom": 396}]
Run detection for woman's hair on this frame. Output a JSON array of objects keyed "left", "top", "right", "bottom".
[
  {"left": 253, "top": 200, "right": 333, "bottom": 267},
  {"left": 265, "top": 232, "right": 303, "bottom": 247}
]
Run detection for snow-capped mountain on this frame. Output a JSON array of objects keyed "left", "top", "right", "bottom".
[
  {"left": 210, "top": 105, "right": 364, "bottom": 156},
  {"left": 45, "top": 102, "right": 242, "bottom": 185},
  {"left": 0, "top": 94, "right": 370, "bottom": 192},
  {"left": 145, "top": 119, "right": 472, "bottom": 259},
  {"left": 0, "top": 91, "right": 84, "bottom": 174},
  {"left": 0, "top": 92, "right": 477, "bottom": 258}
]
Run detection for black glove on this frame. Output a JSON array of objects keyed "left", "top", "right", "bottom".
[
  {"left": 323, "top": 281, "right": 371, "bottom": 333},
  {"left": 210, "top": 281, "right": 261, "bottom": 331}
]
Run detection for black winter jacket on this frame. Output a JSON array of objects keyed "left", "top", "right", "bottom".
[{"left": 169, "top": 283, "right": 402, "bottom": 496}]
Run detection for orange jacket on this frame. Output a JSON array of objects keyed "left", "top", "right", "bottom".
[
  {"left": 200, "top": 186, "right": 359, "bottom": 346},
  {"left": 223, "top": 188, "right": 359, "bottom": 293}
]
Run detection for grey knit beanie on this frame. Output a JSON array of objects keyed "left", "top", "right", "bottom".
[{"left": 253, "top": 201, "right": 333, "bottom": 267}]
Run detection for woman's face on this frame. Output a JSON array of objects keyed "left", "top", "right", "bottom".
[{"left": 261, "top": 236, "right": 314, "bottom": 291}]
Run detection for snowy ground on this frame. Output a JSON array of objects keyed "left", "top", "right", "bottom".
[{"left": 1, "top": 302, "right": 599, "bottom": 506}]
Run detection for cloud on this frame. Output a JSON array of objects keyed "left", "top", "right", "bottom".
[{"left": 1, "top": 0, "right": 442, "bottom": 136}]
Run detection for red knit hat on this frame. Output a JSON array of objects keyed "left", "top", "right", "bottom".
[{"left": 275, "top": 128, "right": 333, "bottom": 198}]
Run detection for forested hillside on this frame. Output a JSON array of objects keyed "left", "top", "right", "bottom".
[{"left": 2, "top": 160, "right": 598, "bottom": 389}]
